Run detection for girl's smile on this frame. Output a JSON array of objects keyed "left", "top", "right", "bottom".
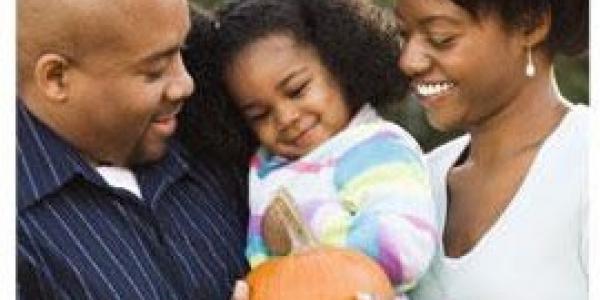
[{"left": 225, "top": 33, "right": 351, "bottom": 159}]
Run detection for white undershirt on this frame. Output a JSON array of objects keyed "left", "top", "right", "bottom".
[{"left": 95, "top": 166, "right": 142, "bottom": 199}]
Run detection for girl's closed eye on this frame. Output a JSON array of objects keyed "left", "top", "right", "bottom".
[{"left": 286, "top": 80, "right": 310, "bottom": 99}]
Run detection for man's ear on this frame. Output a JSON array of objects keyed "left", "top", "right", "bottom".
[{"left": 33, "top": 53, "right": 72, "bottom": 102}]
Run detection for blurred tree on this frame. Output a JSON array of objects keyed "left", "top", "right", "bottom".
[
  {"left": 189, "top": 0, "right": 589, "bottom": 151},
  {"left": 193, "top": 0, "right": 221, "bottom": 8}
]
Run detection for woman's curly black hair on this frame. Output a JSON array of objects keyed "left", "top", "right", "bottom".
[
  {"left": 452, "top": 0, "right": 588, "bottom": 57},
  {"left": 179, "top": 0, "right": 406, "bottom": 170}
]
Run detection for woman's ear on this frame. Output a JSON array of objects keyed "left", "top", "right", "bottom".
[
  {"left": 33, "top": 53, "right": 71, "bottom": 103},
  {"left": 523, "top": 10, "right": 551, "bottom": 48}
]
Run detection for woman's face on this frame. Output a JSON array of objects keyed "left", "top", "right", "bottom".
[
  {"left": 395, "top": 0, "right": 528, "bottom": 131},
  {"left": 225, "top": 33, "right": 351, "bottom": 159}
]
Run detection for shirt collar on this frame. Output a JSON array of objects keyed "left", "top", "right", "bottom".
[
  {"left": 133, "top": 141, "right": 192, "bottom": 208},
  {"left": 17, "top": 101, "right": 104, "bottom": 211},
  {"left": 17, "top": 100, "right": 193, "bottom": 211}
]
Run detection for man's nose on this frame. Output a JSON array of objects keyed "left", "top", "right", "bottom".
[{"left": 166, "top": 53, "right": 195, "bottom": 102}]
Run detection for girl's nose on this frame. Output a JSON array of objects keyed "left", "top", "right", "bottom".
[{"left": 274, "top": 103, "right": 300, "bottom": 129}]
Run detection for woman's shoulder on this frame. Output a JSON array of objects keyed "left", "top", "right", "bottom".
[
  {"left": 425, "top": 135, "right": 470, "bottom": 175},
  {"left": 547, "top": 103, "right": 590, "bottom": 149},
  {"left": 567, "top": 103, "right": 590, "bottom": 129}
]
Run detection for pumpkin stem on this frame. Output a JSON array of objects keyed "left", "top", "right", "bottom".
[{"left": 271, "top": 188, "right": 319, "bottom": 251}]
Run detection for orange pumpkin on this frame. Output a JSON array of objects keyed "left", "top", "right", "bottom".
[
  {"left": 247, "top": 189, "right": 395, "bottom": 300},
  {"left": 246, "top": 246, "right": 394, "bottom": 300}
]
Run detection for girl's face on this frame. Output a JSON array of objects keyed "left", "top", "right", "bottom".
[
  {"left": 225, "top": 33, "right": 351, "bottom": 159},
  {"left": 395, "top": 0, "right": 528, "bottom": 131}
]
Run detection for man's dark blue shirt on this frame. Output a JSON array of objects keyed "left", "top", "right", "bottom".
[{"left": 17, "top": 103, "right": 249, "bottom": 300}]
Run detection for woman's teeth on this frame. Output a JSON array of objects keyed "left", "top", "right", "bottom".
[{"left": 415, "top": 82, "right": 455, "bottom": 97}]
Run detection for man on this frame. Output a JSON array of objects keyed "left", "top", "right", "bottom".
[{"left": 17, "top": 0, "right": 248, "bottom": 298}]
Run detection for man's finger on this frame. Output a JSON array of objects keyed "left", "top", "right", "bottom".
[{"left": 231, "top": 280, "right": 249, "bottom": 300}]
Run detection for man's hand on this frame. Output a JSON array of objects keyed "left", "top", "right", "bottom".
[{"left": 230, "top": 280, "right": 249, "bottom": 300}]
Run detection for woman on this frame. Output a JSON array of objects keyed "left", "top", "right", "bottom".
[{"left": 394, "top": 0, "right": 588, "bottom": 299}]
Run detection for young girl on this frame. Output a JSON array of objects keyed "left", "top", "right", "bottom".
[
  {"left": 183, "top": 0, "right": 437, "bottom": 295},
  {"left": 394, "top": 0, "right": 589, "bottom": 299}
]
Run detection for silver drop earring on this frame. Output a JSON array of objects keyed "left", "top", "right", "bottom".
[{"left": 525, "top": 47, "right": 536, "bottom": 77}]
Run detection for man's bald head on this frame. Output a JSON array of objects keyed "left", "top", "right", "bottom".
[
  {"left": 17, "top": 0, "right": 167, "bottom": 89},
  {"left": 18, "top": 0, "right": 194, "bottom": 167}
]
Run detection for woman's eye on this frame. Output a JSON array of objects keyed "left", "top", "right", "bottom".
[
  {"left": 429, "top": 35, "right": 455, "bottom": 48},
  {"left": 250, "top": 112, "right": 268, "bottom": 121},
  {"left": 245, "top": 108, "right": 269, "bottom": 122}
]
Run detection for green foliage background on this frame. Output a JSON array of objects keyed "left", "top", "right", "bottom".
[{"left": 190, "top": 0, "right": 589, "bottom": 151}]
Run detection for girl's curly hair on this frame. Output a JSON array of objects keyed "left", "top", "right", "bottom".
[{"left": 179, "top": 0, "right": 406, "bottom": 170}]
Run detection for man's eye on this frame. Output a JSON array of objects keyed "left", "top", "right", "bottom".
[{"left": 145, "top": 70, "right": 165, "bottom": 82}]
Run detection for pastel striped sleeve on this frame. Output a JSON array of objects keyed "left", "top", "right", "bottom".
[
  {"left": 332, "top": 129, "right": 438, "bottom": 290},
  {"left": 245, "top": 213, "right": 270, "bottom": 268},
  {"left": 245, "top": 154, "right": 273, "bottom": 268}
]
